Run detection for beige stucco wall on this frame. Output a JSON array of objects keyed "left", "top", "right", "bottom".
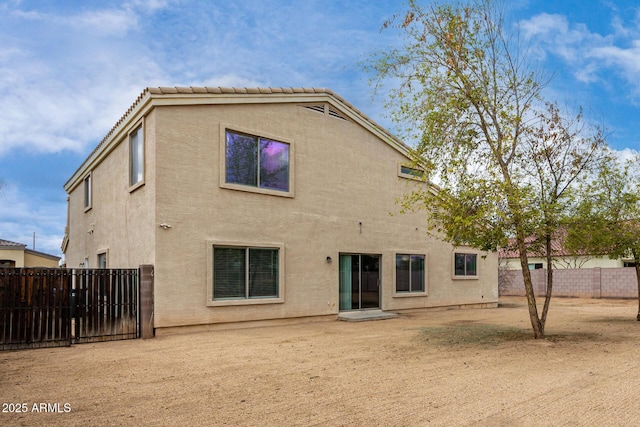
[
  {"left": 65, "top": 112, "right": 157, "bottom": 269},
  {"left": 23, "top": 251, "right": 60, "bottom": 267},
  {"left": 0, "top": 249, "right": 24, "bottom": 267},
  {"left": 501, "top": 256, "right": 624, "bottom": 270},
  {"left": 0, "top": 248, "right": 59, "bottom": 267},
  {"left": 148, "top": 102, "right": 498, "bottom": 328}
]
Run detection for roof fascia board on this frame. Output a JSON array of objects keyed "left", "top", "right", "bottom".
[
  {"left": 64, "top": 94, "right": 154, "bottom": 192},
  {"left": 24, "top": 248, "right": 61, "bottom": 261}
]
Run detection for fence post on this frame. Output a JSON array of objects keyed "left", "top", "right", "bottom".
[
  {"left": 139, "top": 265, "right": 154, "bottom": 339},
  {"left": 592, "top": 267, "right": 602, "bottom": 299}
]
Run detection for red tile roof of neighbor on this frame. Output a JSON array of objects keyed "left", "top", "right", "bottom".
[{"left": 498, "top": 228, "right": 590, "bottom": 259}]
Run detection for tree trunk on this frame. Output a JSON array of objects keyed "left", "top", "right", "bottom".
[
  {"left": 634, "top": 250, "right": 640, "bottom": 321},
  {"left": 540, "top": 233, "right": 553, "bottom": 336},
  {"left": 515, "top": 229, "right": 543, "bottom": 338}
]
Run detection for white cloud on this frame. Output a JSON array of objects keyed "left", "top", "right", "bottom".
[
  {"left": 0, "top": 182, "right": 66, "bottom": 258},
  {"left": 71, "top": 9, "right": 139, "bottom": 35},
  {"left": 519, "top": 12, "right": 640, "bottom": 98},
  {"left": 520, "top": 13, "right": 569, "bottom": 39},
  {"left": 612, "top": 147, "right": 640, "bottom": 164}
]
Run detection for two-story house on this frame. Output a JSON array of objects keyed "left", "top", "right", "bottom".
[{"left": 63, "top": 87, "right": 497, "bottom": 333}]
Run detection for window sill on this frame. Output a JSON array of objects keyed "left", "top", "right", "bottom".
[
  {"left": 129, "top": 181, "right": 145, "bottom": 193},
  {"left": 452, "top": 275, "right": 479, "bottom": 280},
  {"left": 207, "top": 297, "right": 284, "bottom": 307},
  {"left": 220, "top": 182, "right": 294, "bottom": 198},
  {"left": 393, "top": 292, "right": 428, "bottom": 298}
]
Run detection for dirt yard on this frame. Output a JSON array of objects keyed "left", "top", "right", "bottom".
[{"left": 1, "top": 296, "right": 639, "bottom": 426}]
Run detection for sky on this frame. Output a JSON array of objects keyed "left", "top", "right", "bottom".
[{"left": 1, "top": 0, "right": 639, "bottom": 260}]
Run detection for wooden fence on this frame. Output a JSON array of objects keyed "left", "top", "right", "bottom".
[
  {"left": 0, "top": 268, "right": 140, "bottom": 350},
  {"left": 0, "top": 268, "right": 72, "bottom": 350}
]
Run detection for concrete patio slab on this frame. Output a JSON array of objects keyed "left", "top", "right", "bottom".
[{"left": 337, "top": 310, "right": 398, "bottom": 322}]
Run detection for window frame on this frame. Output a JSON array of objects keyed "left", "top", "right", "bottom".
[
  {"left": 393, "top": 252, "right": 428, "bottom": 297},
  {"left": 398, "top": 163, "right": 425, "bottom": 181},
  {"left": 83, "top": 172, "right": 92, "bottom": 211},
  {"left": 97, "top": 250, "right": 108, "bottom": 269},
  {"left": 207, "top": 240, "right": 285, "bottom": 306},
  {"left": 452, "top": 251, "right": 480, "bottom": 280},
  {"left": 129, "top": 123, "right": 145, "bottom": 191},
  {"left": 220, "top": 125, "right": 294, "bottom": 198}
]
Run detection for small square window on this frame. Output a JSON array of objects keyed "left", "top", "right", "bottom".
[{"left": 454, "top": 252, "right": 478, "bottom": 277}]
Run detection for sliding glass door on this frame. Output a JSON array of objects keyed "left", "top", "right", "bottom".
[{"left": 339, "top": 254, "right": 380, "bottom": 310}]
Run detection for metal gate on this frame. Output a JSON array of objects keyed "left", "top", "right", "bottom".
[
  {"left": 0, "top": 268, "right": 140, "bottom": 351},
  {"left": 72, "top": 269, "right": 139, "bottom": 343}
]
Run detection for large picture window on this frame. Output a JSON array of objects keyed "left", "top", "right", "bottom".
[
  {"left": 454, "top": 253, "right": 478, "bottom": 277},
  {"left": 129, "top": 125, "right": 144, "bottom": 187},
  {"left": 225, "top": 130, "right": 290, "bottom": 192},
  {"left": 213, "top": 246, "right": 279, "bottom": 300},
  {"left": 396, "top": 254, "right": 425, "bottom": 293}
]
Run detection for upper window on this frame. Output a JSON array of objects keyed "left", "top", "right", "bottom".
[
  {"left": 399, "top": 164, "right": 425, "bottom": 180},
  {"left": 83, "top": 173, "right": 92, "bottom": 210},
  {"left": 396, "top": 254, "right": 425, "bottom": 293},
  {"left": 225, "top": 130, "right": 290, "bottom": 193},
  {"left": 129, "top": 125, "right": 144, "bottom": 187},
  {"left": 454, "top": 253, "right": 478, "bottom": 277},
  {"left": 213, "top": 246, "right": 279, "bottom": 300}
]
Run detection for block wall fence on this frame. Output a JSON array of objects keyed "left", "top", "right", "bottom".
[{"left": 499, "top": 267, "right": 638, "bottom": 299}]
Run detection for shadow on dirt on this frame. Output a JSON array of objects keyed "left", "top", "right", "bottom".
[{"left": 418, "top": 323, "right": 605, "bottom": 346}]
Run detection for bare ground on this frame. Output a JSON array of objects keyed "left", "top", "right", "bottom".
[{"left": 1, "top": 296, "right": 640, "bottom": 426}]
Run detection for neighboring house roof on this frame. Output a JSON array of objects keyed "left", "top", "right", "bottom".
[
  {"left": 64, "top": 86, "right": 415, "bottom": 193},
  {"left": 24, "top": 249, "right": 61, "bottom": 262},
  {"left": 498, "top": 229, "right": 591, "bottom": 259},
  {"left": 0, "top": 238, "right": 60, "bottom": 261},
  {"left": 0, "top": 239, "right": 27, "bottom": 250}
]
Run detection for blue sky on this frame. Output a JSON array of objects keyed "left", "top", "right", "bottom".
[{"left": 1, "top": 0, "right": 639, "bottom": 260}]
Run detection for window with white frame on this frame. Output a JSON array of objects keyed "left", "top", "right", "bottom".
[
  {"left": 129, "top": 125, "right": 144, "bottom": 187},
  {"left": 454, "top": 252, "right": 478, "bottom": 277},
  {"left": 213, "top": 246, "right": 279, "bottom": 300},
  {"left": 224, "top": 130, "right": 290, "bottom": 192},
  {"left": 83, "top": 173, "right": 92, "bottom": 210},
  {"left": 396, "top": 254, "right": 425, "bottom": 293},
  {"left": 97, "top": 252, "right": 107, "bottom": 269}
]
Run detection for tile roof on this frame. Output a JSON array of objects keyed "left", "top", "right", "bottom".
[
  {"left": 0, "top": 239, "right": 27, "bottom": 249},
  {"left": 498, "top": 228, "right": 591, "bottom": 259},
  {"left": 101, "top": 86, "right": 397, "bottom": 157}
]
